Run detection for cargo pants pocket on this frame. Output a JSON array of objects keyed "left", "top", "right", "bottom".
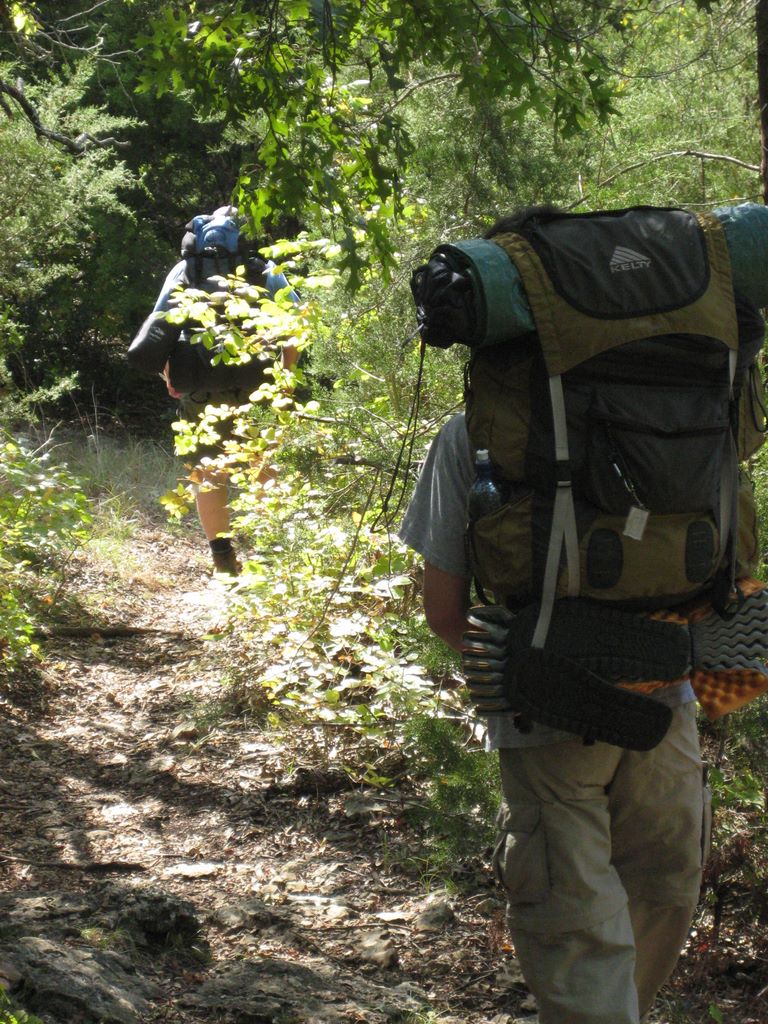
[{"left": 493, "top": 802, "right": 550, "bottom": 906}]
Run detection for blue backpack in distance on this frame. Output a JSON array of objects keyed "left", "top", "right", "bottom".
[
  {"left": 182, "top": 206, "right": 243, "bottom": 288},
  {"left": 128, "top": 206, "right": 280, "bottom": 394}
]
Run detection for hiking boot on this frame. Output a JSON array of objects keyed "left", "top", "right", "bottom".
[
  {"left": 211, "top": 547, "right": 241, "bottom": 576},
  {"left": 505, "top": 646, "right": 673, "bottom": 751},
  {"left": 467, "top": 601, "right": 691, "bottom": 683},
  {"left": 512, "top": 601, "right": 691, "bottom": 682}
]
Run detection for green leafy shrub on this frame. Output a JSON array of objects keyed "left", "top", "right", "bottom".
[
  {"left": 1, "top": 435, "right": 92, "bottom": 565},
  {"left": 0, "top": 991, "right": 44, "bottom": 1024},
  {"left": 155, "top": 236, "right": 478, "bottom": 798},
  {"left": 404, "top": 716, "right": 500, "bottom": 865},
  {"left": 0, "top": 431, "right": 92, "bottom": 667}
]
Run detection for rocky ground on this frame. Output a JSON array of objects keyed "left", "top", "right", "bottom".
[{"left": 0, "top": 525, "right": 766, "bottom": 1024}]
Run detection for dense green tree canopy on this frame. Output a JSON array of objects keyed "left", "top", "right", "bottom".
[
  {"left": 0, "top": 0, "right": 763, "bottom": 405},
  {"left": 135, "top": 0, "right": 639, "bottom": 283}
]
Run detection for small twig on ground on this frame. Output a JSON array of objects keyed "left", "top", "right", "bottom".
[
  {"left": 308, "top": 923, "right": 412, "bottom": 932},
  {"left": 34, "top": 624, "right": 187, "bottom": 638},
  {"left": 0, "top": 850, "right": 146, "bottom": 873},
  {"left": 454, "top": 968, "right": 499, "bottom": 991}
]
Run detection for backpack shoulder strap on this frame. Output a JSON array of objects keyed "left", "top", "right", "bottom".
[{"left": 183, "top": 253, "right": 203, "bottom": 288}]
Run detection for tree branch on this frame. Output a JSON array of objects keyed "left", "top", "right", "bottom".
[
  {"left": 757, "top": 0, "right": 768, "bottom": 202},
  {"left": 570, "top": 149, "right": 760, "bottom": 209},
  {"left": 385, "top": 73, "right": 461, "bottom": 113},
  {"left": 0, "top": 78, "right": 128, "bottom": 152},
  {"left": 56, "top": 0, "right": 112, "bottom": 25}
]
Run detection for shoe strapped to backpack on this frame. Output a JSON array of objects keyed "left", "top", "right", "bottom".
[{"left": 462, "top": 602, "right": 686, "bottom": 750}]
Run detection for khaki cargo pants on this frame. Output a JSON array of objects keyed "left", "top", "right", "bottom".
[{"left": 495, "top": 702, "right": 709, "bottom": 1024}]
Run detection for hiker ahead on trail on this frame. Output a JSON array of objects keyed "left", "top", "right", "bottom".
[
  {"left": 402, "top": 203, "right": 768, "bottom": 1024},
  {"left": 127, "top": 206, "right": 298, "bottom": 576}
]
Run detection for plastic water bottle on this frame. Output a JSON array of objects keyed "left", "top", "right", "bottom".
[{"left": 467, "top": 449, "right": 503, "bottom": 522}]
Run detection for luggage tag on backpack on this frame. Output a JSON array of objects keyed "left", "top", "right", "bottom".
[
  {"left": 608, "top": 455, "right": 649, "bottom": 541},
  {"left": 623, "top": 505, "right": 649, "bottom": 541}
]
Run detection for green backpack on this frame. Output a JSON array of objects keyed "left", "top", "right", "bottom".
[{"left": 412, "top": 207, "right": 767, "bottom": 642}]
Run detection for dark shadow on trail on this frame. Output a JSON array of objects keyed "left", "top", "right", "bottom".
[
  {"left": 1, "top": 598, "right": 204, "bottom": 722},
  {"left": 0, "top": 728, "right": 251, "bottom": 870},
  {"left": 0, "top": 705, "right": 376, "bottom": 876},
  {"left": 0, "top": 662, "right": 53, "bottom": 719}
]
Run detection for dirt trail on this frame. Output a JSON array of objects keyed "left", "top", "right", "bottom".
[
  {"left": 2, "top": 524, "right": 765, "bottom": 1023},
  {"left": 0, "top": 525, "right": 527, "bottom": 1024}
]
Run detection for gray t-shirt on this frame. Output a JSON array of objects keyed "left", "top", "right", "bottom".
[{"left": 398, "top": 412, "right": 695, "bottom": 750}]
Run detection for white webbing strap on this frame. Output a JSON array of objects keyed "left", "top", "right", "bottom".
[{"left": 532, "top": 375, "right": 580, "bottom": 649}]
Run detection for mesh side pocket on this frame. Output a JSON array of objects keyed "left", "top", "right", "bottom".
[{"left": 469, "top": 491, "right": 534, "bottom": 604}]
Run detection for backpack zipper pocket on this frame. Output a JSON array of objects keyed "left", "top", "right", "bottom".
[{"left": 585, "top": 410, "right": 729, "bottom": 516}]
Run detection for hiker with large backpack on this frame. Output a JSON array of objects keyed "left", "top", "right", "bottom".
[
  {"left": 402, "top": 204, "right": 768, "bottom": 1023},
  {"left": 128, "top": 206, "right": 298, "bottom": 575}
]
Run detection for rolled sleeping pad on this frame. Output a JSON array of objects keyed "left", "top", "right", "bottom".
[
  {"left": 447, "top": 240, "right": 535, "bottom": 341},
  {"left": 411, "top": 204, "right": 768, "bottom": 349},
  {"left": 713, "top": 202, "right": 768, "bottom": 309}
]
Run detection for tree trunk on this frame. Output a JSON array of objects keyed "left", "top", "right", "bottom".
[{"left": 758, "top": 0, "right": 768, "bottom": 203}]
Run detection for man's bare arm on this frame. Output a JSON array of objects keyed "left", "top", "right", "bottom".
[{"left": 423, "top": 562, "right": 471, "bottom": 652}]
